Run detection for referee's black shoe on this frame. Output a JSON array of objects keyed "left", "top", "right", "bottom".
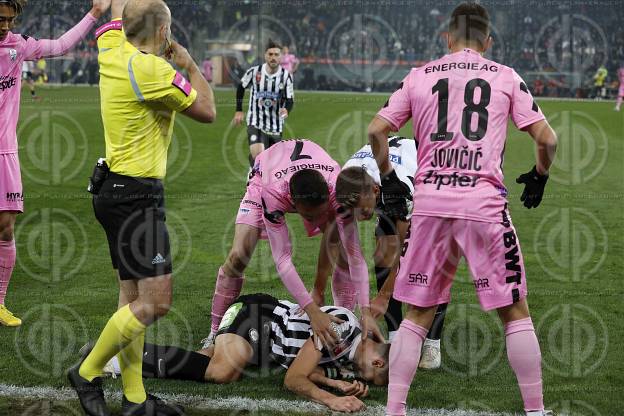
[
  {"left": 67, "top": 342, "right": 111, "bottom": 416},
  {"left": 121, "top": 394, "right": 185, "bottom": 416}
]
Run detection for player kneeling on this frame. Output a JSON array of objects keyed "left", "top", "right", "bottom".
[{"left": 104, "top": 294, "right": 389, "bottom": 413}]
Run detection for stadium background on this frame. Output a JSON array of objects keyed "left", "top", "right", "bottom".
[{"left": 0, "top": 1, "right": 622, "bottom": 415}]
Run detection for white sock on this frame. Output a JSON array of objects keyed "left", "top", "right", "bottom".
[{"left": 423, "top": 338, "right": 441, "bottom": 349}]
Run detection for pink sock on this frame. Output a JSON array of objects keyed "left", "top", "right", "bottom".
[
  {"left": 331, "top": 266, "right": 356, "bottom": 310},
  {"left": 386, "top": 320, "right": 428, "bottom": 416},
  {"left": 210, "top": 267, "right": 244, "bottom": 332},
  {"left": 0, "top": 240, "right": 16, "bottom": 305},
  {"left": 505, "top": 318, "right": 544, "bottom": 412},
  {"left": 616, "top": 96, "right": 622, "bottom": 109}
]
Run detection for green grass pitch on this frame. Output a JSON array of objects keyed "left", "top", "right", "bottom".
[{"left": 0, "top": 87, "right": 622, "bottom": 415}]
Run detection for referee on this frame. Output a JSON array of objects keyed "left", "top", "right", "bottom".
[
  {"left": 232, "top": 39, "right": 295, "bottom": 165},
  {"left": 68, "top": 1, "right": 215, "bottom": 415}
]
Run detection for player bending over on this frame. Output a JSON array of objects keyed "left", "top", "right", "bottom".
[
  {"left": 208, "top": 140, "right": 382, "bottom": 351},
  {"left": 104, "top": 294, "right": 388, "bottom": 413},
  {"left": 368, "top": 3, "right": 557, "bottom": 416},
  {"left": 232, "top": 40, "right": 294, "bottom": 166},
  {"left": 313, "top": 136, "right": 448, "bottom": 369},
  {"left": 0, "top": 0, "right": 108, "bottom": 327}
]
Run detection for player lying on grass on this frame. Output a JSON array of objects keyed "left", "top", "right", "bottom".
[
  {"left": 208, "top": 140, "right": 382, "bottom": 350},
  {"left": 312, "top": 136, "right": 448, "bottom": 369},
  {"left": 104, "top": 294, "right": 389, "bottom": 413},
  {"left": 0, "top": 0, "right": 109, "bottom": 327}
]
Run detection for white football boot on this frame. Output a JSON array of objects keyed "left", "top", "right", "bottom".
[
  {"left": 418, "top": 338, "right": 441, "bottom": 369},
  {"left": 200, "top": 330, "right": 217, "bottom": 349}
]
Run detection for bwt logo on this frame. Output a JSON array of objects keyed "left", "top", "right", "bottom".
[
  {"left": 408, "top": 273, "right": 429, "bottom": 286},
  {"left": 6, "top": 192, "right": 23, "bottom": 202},
  {"left": 473, "top": 278, "right": 490, "bottom": 291}
]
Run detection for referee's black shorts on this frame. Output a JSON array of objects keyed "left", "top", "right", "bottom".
[
  {"left": 93, "top": 172, "right": 172, "bottom": 281},
  {"left": 247, "top": 125, "right": 282, "bottom": 149}
]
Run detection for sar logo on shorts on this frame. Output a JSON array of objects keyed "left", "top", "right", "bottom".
[
  {"left": 408, "top": 273, "right": 429, "bottom": 286},
  {"left": 248, "top": 328, "right": 259, "bottom": 343}
]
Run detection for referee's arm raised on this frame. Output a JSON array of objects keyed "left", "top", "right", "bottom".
[{"left": 169, "top": 41, "right": 216, "bottom": 123}]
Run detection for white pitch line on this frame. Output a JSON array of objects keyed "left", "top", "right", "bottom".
[{"left": 0, "top": 384, "right": 523, "bottom": 416}]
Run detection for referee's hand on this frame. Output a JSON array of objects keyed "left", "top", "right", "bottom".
[{"left": 169, "top": 42, "right": 195, "bottom": 71}]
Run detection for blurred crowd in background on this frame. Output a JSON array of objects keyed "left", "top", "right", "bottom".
[{"left": 15, "top": 1, "right": 624, "bottom": 97}]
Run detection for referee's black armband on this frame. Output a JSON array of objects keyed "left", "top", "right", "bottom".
[
  {"left": 236, "top": 84, "right": 245, "bottom": 112},
  {"left": 284, "top": 98, "right": 294, "bottom": 113}
]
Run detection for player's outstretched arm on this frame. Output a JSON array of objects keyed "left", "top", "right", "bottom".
[
  {"left": 232, "top": 84, "right": 246, "bottom": 125},
  {"left": 27, "top": 1, "right": 110, "bottom": 59},
  {"left": 311, "top": 230, "right": 337, "bottom": 306},
  {"left": 172, "top": 42, "right": 216, "bottom": 123},
  {"left": 284, "top": 340, "right": 365, "bottom": 413}
]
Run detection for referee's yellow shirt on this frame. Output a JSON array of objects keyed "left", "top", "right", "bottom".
[{"left": 96, "top": 20, "right": 197, "bottom": 179}]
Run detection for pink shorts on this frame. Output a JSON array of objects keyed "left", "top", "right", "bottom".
[
  {"left": 394, "top": 213, "right": 527, "bottom": 311},
  {"left": 0, "top": 153, "right": 24, "bottom": 213},
  {"left": 619, "top": 85, "right": 624, "bottom": 97},
  {"left": 235, "top": 182, "right": 320, "bottom": 239}
]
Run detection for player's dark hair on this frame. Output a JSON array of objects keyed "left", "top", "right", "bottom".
[
  {"left": 449, "top": 2, "right": 490, "bottom": 49},
  {"left": 336, "top": 167, "right": 376, "bottom": 210},
  {"left": 289, "top": 169, "right": 329, "bottom": 207},
  {"left": 266, "top": 38, "right": 282, "bottom": 51},
  {"left": 0, "top": 0, "right": 25, "bottom": 14},
  {"left": 123, "top": 0, "right": 170, "bottom": 43}
]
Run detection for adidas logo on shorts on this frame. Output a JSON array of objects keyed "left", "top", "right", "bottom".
[{"left": 151, "top": 253, "right": 166, "bottom": 265}]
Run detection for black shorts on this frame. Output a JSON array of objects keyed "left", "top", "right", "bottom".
[
  {"left": 216, "top": 293, "right": 279, "bottom": 368},
  {"left": 247, "top": 126, "right": 282, "bottom": 148},
  {"left": 375, "top": 203, "right": 400, "bottom": 237},
  {"left": 93, "top": 172, "right": 172, "bottom": 281}
]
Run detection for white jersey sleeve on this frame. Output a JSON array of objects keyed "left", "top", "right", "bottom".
[{"left": 343, "top": 136, "right": 417, "bottom": 195}]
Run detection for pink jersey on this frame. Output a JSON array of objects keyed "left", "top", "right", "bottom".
[
  {"left": 0, "top": 13, "right": 96, "bottom": 154},
  {"left": 281, "top": 53, "right": 299, "bottom": 74},
  {"left": 378, "top": 48, "right": 545, "bottom": 223},
  {"left": 252, "top": 140, "right": 369, "bottom": 309},
  {"left": 619, "top": 68, "right": 624, "bottom": 83}
]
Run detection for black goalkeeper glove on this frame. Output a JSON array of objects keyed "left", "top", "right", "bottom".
[
  {"left": 515, "top": 166, "right": 549, "bottom": 209},
  {"left": 380, "top": 169, "right": 412, "bottom": 220}
]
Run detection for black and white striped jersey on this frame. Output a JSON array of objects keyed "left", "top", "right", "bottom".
[
  {"left": 240, "top": 64, "right": 294, "bottom": 134},
  {"left": 269, "top": 300, "right": 362, "bottom": 369}
]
